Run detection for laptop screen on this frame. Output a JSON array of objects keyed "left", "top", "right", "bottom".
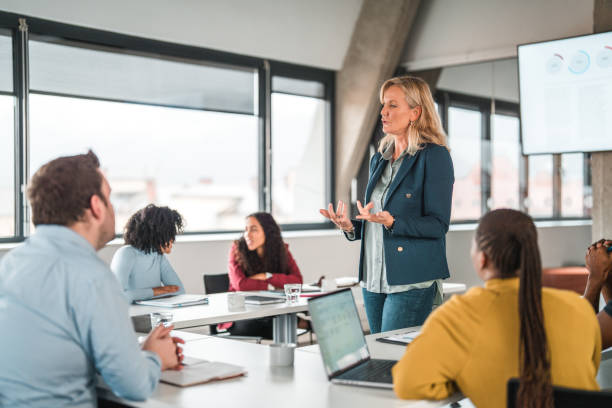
[{"left": 308, "top": 289, "right": 370, "bottom": 377}]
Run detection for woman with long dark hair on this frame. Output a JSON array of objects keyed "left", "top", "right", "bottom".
[
  {"left": 225, "top": 212, "right": 303, "bottom": 338},
  {"left": 392, "top": 209, "right": 600, "bottom": 408},
  {"left": 111, "top": 204, "right": 185, "bottom": 302}
]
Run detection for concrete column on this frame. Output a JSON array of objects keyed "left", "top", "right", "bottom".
[
  {"left": 591, "top": 0, "right": 612, "bottom": 241},
  {"left": 335, "top": 0, "right": 421, "bottom": 205}
]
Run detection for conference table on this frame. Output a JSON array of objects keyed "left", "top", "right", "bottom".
[
  {"left": 129, "top": 283, "right": 468, "bottom": 344},
  {"left": 129, "top": 292, "right": 309, "bottom": 344},
  {"left": 99, "top": 329, "right": 462, "bottom": 408}
]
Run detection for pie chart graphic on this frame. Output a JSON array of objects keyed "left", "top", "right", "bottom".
[
  {"left": 597, "top": 46, "right": 612, "bottom": 68},
  {"left": 546, "top": 53, "right": 564, "bottom": 74},
  {"left": 568, "top": 50, "right": 590, "bottom": 74}
]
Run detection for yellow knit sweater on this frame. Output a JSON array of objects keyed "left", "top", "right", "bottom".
[{"left": 392, "top": 278, "right": 601, "bottom": 408}]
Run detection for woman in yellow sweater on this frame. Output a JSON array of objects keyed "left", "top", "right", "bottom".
[{"left": 392, "top": 209, "right": 601, "bottom": 408}]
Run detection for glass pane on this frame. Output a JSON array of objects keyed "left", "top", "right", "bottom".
[
  {"left": 527, "top": 155, "right": 553, "bottom": 218},
  {"left": 30, "top": 94, "right": 258, "bottom": 232},
  {"left": 561, "top": 153, "right": 585, "bottom": 217},
  {"left": 0, "top": 95, "right": 14, "bottom": 237},
  {"left": 0, "top": 30, "right": 12, "bottom": 93},
  {"left": 271, "top": 93, "right": 326, "bottom": 223},
  {"left": 491, "top": 114, "right": 520, "bottom": 209},
  {"left": 448, "top": 107, "right": 481, "bottom": 221},
  {"left": 29, "top": 38, "right": 256, "bottom": 114},
  {"left": 272, "top": 76, "right": 325, "bottom": 98}
]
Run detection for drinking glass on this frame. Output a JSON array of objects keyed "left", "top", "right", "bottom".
[
  {"left": 284, "top": 283, "right": 301, "bottom": 303},
  {"left": 150, "top": 312, "right": 173, "bottom": 328}
]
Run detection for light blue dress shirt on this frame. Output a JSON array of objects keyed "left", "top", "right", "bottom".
[
  {"left": 0, "top": 225, "right": 161, "bottom": 408},
  {"left": 111, "top": 245, "right": 185, "bottom": 303}
]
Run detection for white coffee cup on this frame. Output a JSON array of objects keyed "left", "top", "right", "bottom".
[
  {"left": 269, "top": 343, "right": 296, "bottom": 366},
  {"left": 227, "top": 293, "right": 245, "bottom": 311}
]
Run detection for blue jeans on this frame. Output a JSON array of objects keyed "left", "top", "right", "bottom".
[{"left": 362, "top": 284, "right": 436, "bottom": 334}]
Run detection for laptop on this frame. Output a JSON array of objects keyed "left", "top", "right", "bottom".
[{"left": 307, "top": 288, "right": 397, "bottom": 389}]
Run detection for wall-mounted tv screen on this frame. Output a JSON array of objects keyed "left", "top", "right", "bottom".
[{"left": 518, "top": 31, "right": 612, "bottom": 155}]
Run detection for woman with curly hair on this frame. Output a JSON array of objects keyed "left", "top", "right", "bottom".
[
  {"left": 111, "top": 204, "right": 185, "bottom": 303},
  {"left": 224, "top": 212, "right": 303, "bottom": 338}
]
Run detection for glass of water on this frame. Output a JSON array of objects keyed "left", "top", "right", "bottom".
[
  {"left": 284, "top": 283, "right": 301, "bottom": 303},
  {"left": 150, "top": 312, "right": 173, "bottom": 328}
]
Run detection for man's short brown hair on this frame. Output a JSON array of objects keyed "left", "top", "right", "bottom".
[{"left": 28, "top": 150, "right": 107, "bottom": 226}]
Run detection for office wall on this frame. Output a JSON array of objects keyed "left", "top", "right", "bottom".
[
  {"left": 2, "top": 223, "right": 587, "bottom": 294},
  {"left": 0, "top": 0, "right": 362, "bottom": 70},
  {"left": 401, "top": 0, "right": 594, "bottom": 70}
]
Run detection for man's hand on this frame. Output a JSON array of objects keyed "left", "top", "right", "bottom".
[
  {"left": 142, "top": 324, "right": 180, "bottom": 371},
  {"left": 355, "top": 200, "right": 394, "bottom": 229}
]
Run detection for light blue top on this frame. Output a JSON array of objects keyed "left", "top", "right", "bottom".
[
  {"left": 0, "top": 225, "right": 161, "bottom": 408},
  {"left": 111, "top": 245, "right": 185, "bottom": 303}
]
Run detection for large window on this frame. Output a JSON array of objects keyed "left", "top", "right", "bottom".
[
  {"left": 0, "top": 13, "right": 334, "bottom": 241},
  {"left": 271, "top": 76, "right": 328, "bottom": 224},
  {"left": 0, "top": 30, "right": 14, "bottom": 238},
  {"left": 491, "top": 114, "right": 520, "bottom": 210},
  {"left": 448, "top": 106, "right": 481, "bottom": 221},
  {"left": 436, "top": 90, "right": 589, "bottom": 222}
]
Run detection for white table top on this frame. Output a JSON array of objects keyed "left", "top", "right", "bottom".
[
  {"left": 100, "top": 331, "right": 458, "bottom": 408},
  {"left": 129, "top": 292, "right": 309, "bottom": 329}
]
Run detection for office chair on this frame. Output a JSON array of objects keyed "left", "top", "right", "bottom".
[
  {"left": 202, "top": 273, "right": 263, "bottom": 343},
  {"left": 507, "top": 378, "right": 612, "bottom": 407}
]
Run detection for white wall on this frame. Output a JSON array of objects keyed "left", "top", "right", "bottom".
[
  {"left": 437, "top": 58, "right": 519, "bottom": 103},
  {"left": 402, "top": 0, "right": 594, "bottom": 70},
  {"left": 0, "top": 0, "right": 363, "bottom": 70},
  {"left": 1, "top": 223, "right": 589, "bottom": 295}
]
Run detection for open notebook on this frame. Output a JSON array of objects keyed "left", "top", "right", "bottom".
[
  {"left": 161, "top": 357, "right": 246, "bottom": 387},
  {"left": 135, "top": 294, "right": 209, "bottom": 308}
]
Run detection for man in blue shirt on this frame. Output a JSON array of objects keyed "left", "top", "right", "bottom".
[{"left": 0, "top": 151, "right": 183, "bottom": 407}]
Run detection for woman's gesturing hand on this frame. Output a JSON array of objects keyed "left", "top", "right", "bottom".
[
  {"left": 355, "top": 200, "right": 394, "bottom": 229},
  {"left": 319, "top": 201, "right": 354, "bottom": 232}
]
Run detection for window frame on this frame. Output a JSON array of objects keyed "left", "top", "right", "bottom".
[
  {"left": 435, "top": 89, "right": 591, "bottom": 224},
  {"left": 0, "top": 11, "right": 335, "bottom": 242}
]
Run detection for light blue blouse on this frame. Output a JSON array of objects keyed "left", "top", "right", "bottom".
[
  {"left": 0, "top": 225, "right": 161, "bottom": 407},
  {"left": 111, "top": 245, "right": 185, "bottom": 303}
]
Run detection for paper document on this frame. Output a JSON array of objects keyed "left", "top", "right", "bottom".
[
  {"left": 376, "top": 330, "right": 421, "bottom": 346},
  {"left": 161, "top": 358, "right": 246, "bottom": 387},
  {"left": 135, "top": 294, "right": 208, "bottom": 308}
]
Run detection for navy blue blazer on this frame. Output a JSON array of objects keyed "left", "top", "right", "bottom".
[{"left": 347, "top": 143, "right": 454, "bottom": 285}]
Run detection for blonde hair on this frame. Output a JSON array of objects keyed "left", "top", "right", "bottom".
[{"left": 378, "top": 76, "right": 448, "bottom": 155}]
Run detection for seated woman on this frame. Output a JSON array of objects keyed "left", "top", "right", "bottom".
[
  {"left": 392, "top": 209, "right": 600, "bottom": 408},
  {"left": 111, "top": 204, "right": 185, "bottom": 303},
  {"left": 226, "top": 212, "right": 303, "bottom": 338}
]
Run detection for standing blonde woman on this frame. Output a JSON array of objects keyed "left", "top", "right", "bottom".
[{"left": 321, "top": 76, "right": 454, "bottom": 333}]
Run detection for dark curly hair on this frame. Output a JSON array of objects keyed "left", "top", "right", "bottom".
[
  {"left": 233, "top": 212, "right": 288, "bottom": 276},
  {"left": 124, "top": 204, "right": 184, "bottom": 254}
]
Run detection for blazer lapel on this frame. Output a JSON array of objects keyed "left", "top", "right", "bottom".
[
  {"left": 364, "top": 155, "right": 386, "bottom": 202},
  {"left": 383, "top": 150, "right": 420, "bottom": 208}
]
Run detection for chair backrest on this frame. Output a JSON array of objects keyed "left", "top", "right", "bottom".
[
  {"left": 507, "top": 378, "right": 612, "bottom": 407},
  {"left": 203, "top": 273, "right": 230, "bottom": 295}
]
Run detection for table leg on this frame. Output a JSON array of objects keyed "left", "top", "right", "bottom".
[{"left": 272, "top": 313, "right": 297, "bottom": 344}]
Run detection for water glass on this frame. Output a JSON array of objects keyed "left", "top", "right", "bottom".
[
  {"left": 284, "top": 283, "right": 301, "bottom": 303},
  {"left": 150, "top": 312, "right": 173, "bottom": 328}
]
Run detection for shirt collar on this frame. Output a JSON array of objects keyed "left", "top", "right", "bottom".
[
  {"left": 32, "top": 224, "right": 98, "bottom": 255},
  {"left": 484, "top": 277, "right": 520, "bottom": 290},
  {"left": 382, "top": 141, "right": 410, "bottom": 161}
]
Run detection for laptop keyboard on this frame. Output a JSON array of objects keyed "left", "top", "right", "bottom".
[{"left": 337, "top": 359, "right": 396, "bottom": 384}]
